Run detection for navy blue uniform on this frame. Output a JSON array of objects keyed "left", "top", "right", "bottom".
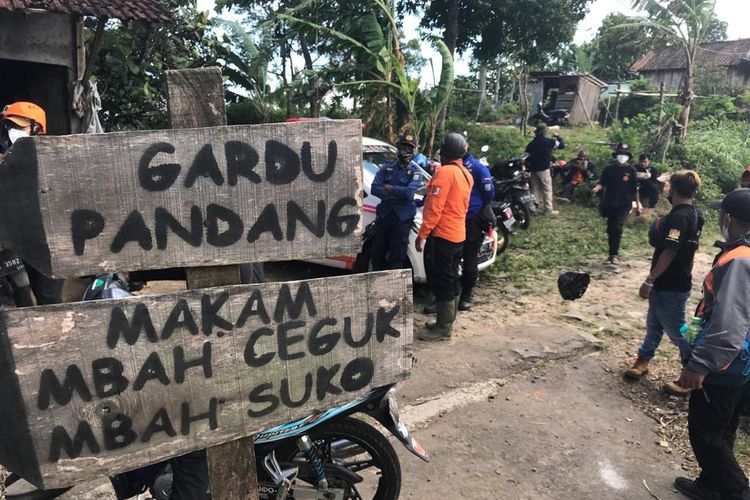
[
  {"left": 464, "top": 154, "right": 495, "bottom": 219},
  {"left": 460, "top": 154, "right": 495, "bottom": 302},
  {"left": 370, "top": 159, "right": 423, "bottom": 270}
]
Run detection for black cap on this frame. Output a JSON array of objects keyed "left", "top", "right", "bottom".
[
  {"left": 396, "top": 133, "right": 417, "bottom": 148},
  {"left": 711, "top": 188, "right": 750, "bottom": 223},
  {"left": 613, "top": 142, "right": 632, "bottom": 157}
]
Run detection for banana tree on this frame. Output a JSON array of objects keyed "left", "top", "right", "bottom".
[
  {"left": 280, "top": 1, "right": 454, "bottom": 147},
  {"left": 215, "top": 18, "right": 272, "bottom": 122},
  {"left": 630, "top": 0, "right": 718, "bottom": 138}
]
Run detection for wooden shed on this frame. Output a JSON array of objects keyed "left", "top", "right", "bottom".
[
  {"left": 528, "top": 72, "right": 607, "bottom": 126},
  {"left": 0, "top": 0, "right": 171, "bottom": 135}
]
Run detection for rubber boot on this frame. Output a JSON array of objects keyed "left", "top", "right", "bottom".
[
  {"left": 418, "top": 300, "right": 456, "bottom": 341},
  {"left": 623, "top": 356, "right": 649, "bottom": 380}
]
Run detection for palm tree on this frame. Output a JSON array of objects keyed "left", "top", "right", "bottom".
[{"left": 630, "top": 0, "right": 718, "bottom": 138}]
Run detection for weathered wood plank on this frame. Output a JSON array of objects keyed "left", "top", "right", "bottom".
[
  {"left": 0, "top": 119, "right": 363, "bottom": 278},
  {"left": 206, "top": 439, "right": 259, "bottom": 500},
  {"left": 166, "top": 66, "right": 259, "bottom": 500},
  {"left": 0, "top": 271, "right": 413, "bottom": 489}
]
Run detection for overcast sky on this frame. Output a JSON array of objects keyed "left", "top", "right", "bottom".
[{"left": 196, "top": 0, "right": 750, "bottom": 83}]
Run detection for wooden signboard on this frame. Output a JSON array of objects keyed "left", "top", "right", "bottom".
[
  {"left": 0, "top": 270, "right": 413, "bottom": 489},
  {"left": 0, "top": 119, "right": 363, "bottom": 278}
]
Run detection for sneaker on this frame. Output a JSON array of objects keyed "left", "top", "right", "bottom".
[
  {"left": 674, "top": 477, "right": 720, "bottom": 500},
  {"left": 663, "top": 380, "right": 690, "bottom": 397}
]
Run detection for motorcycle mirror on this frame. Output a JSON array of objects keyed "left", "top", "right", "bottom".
[{"left": 481, "top": 145, "right": 490, "bottom": 153}]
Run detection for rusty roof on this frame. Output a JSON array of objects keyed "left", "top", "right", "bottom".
[
  {"left": 0, "top": 0, "right": 173, "bottom": 22},
  {"left": 632, "top": 38, "right": 750, "bottom": 72}
]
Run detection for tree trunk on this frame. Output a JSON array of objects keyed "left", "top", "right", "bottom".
[
  {"left": 298, "top": 33, "right": 320, "bottom": 118},
  {"left": 281, "top": 41, "right": 293, "bottom": 119},
  {"left": 678, "top": 73, "right": 693, "bottom": 140},
  {"left": 494, "top": 56, "right": 501, "bottom": 105},
  {"left": 516, "top": 67, "right": 529, "bottom": 136},
  {"left": 475, "top": 64, "right": 487, "bottom": 121},
  {"left": 437, "top": 0, "right": 460, "bottom": 133},
  {"left": 386, "top": 90, "right": 393, "bottom": 139}
]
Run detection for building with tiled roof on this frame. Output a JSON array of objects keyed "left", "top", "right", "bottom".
[
  {"left": 0, "top": 0, "right": 172, "bottom": 135},
  {"left": 0, "top": 0, "right": 172, "bottom": 23},
  {"left": 631, "top": 38, "right": 750, "bottom": 91}
]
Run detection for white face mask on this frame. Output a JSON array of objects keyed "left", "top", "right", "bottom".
[
  {"left": 616, "top": 155, "right": 629, "bottom": 165},
  {"left": 7, "top": 128, "right": 30, "bottom": 144}
]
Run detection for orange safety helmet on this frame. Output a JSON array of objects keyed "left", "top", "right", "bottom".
[{"left": 1, "top": 101, "right": 47, "bottom": 135}]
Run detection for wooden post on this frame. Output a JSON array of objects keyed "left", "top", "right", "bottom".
[
  {"left": 658, "top": 81, "right": 666, "bottom": 123},
  {"left": 165, "top": 67, "right": 258, "bottom": 500},
  {"left": 613, "top": 82, "right": 622, "bottom": 122}
]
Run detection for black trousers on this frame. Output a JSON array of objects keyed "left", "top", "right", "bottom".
[
  {"left": 425, "top": 236, "right": 463, "bottom": 302},
  {"left": 606, "top": 209, "right": 629, "bottom": 257},
  {"left": 639, "top": 182, "right": 661, "bottom": 208},
  {"left": 689, "top": 383, "right": 750, "bottom": 500},
  {"left": 24, "top": 262, "right": 64, "bottom": 305},
  {"left": 170, "top": 450, "right": 210, "bottom": 499},
  {"left": 460, "top": 219, "right": 483, "bottom": 298},
  {"left": 371, "top": 212, "right": 413, "bottom": 271}
]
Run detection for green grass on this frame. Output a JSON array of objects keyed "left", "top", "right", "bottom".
[
  {"left": 473, "top": 123, "right": 724, "bottom": 288},
  {"left": 483, "top": 203, "right": 652, "bottom": 287}
]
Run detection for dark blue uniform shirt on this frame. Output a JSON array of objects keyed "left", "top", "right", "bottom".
[
  {"left": 463, "top": 154, "right": 495, "bottom": 219},
  {"left": 371, "top": 159, "right": 423, "bottom": 221}
]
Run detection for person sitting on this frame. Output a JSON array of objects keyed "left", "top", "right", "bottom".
[
  {"left": 740, "top": 166, "right": 750, "bottom": 189},
  {"left": 636, "top": 153, "right": 662, "bottom": 215},
  {"left": 558, "top": 149, "right": 596, "bottom": 201}
]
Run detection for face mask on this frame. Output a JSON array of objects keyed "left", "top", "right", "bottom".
[
  {"left": 7, "top": 128, "right": 29, "bottom": 144},
  {"left": 616, "top": 155, "right": 629, "bottom": 165}
]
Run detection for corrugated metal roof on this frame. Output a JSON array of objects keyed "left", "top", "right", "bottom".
[
  {"left": 632, "top": 38, "right": 750, "bottom": 72},
  {"left": 0, "top": 0, "right": 172, "bottom": 22}
]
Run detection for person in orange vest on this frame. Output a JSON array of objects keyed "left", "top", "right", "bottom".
[{"left": 416, "top": 133, "right": 473, "bottom": 341}]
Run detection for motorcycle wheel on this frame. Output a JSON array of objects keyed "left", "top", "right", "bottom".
[
  {"left": 496, "top": 224, "right": 511, "bottom": 256},
  {"left": 511, "top": 203, "right": 531, "bottom": 230},
  {"left": 276, "top": 416, "right": 401, "bottom": 500}
]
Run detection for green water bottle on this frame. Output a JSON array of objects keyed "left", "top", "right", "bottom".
[{"left": 680, "top": 316, "right": 702, "bottom": 345}]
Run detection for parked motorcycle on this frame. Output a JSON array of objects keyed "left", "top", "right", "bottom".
[
  {"left": 528, "top": 102, "right": 569, "bottom": 127},
  {"left": 0, "top": 249, "right": 33, "bottom": 307},
  {"left": 489, "top": 200, "right": 514, "bottom": 255},
  {"left": 490, "top": 155, "right": 535, "bottom": 230},
  {"left": 5, "top": 274, "right": 428, "bottom": 500}
]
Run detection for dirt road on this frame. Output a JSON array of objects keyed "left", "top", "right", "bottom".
[{"left": 394, "top": 251, "right": 716, "bottom": 499}]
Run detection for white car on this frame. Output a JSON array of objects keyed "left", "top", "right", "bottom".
[{"left": 311, "top": 137, "right": 498, "bottom": 282}]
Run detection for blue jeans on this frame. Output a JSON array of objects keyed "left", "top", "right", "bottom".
[{"left": 638, "top": 289, "right": 691, "bottom": 363}]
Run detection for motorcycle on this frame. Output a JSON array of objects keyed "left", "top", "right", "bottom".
[
  {"left": 490, "top": 155, "right": 535, "bottom": 230},
  {"left": 0, "top": 249, "right": 33, "bottom": 307},
  {"left": 528, "top": 102, "right": 569, "bottom": 127},
  {"left": 5, "top": 274, "right": 428, "bottom": 500},
  {"left": 489, "top": 200, "right": 514, "bottom": 255}
]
